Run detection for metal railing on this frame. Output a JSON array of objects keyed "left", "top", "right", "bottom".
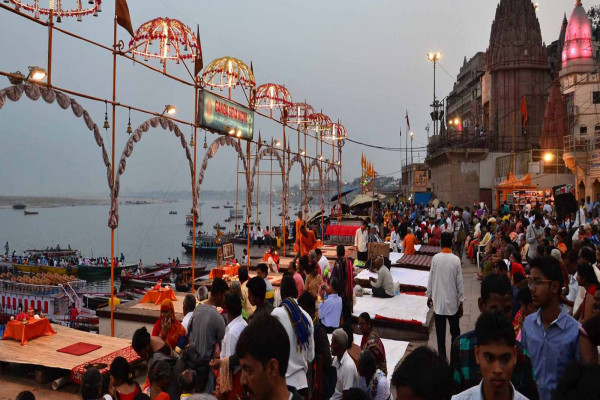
[
  {"left": 427, "top": 129, "right": 491, "bottom": 156},
  {"left": 0, "top": 279, "right": 86, "bottom": 296},
  {"left": 564, "top": 134, "right": 600, "bottom": 153}
]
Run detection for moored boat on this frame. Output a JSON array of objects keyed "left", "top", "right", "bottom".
[
  {"left": 12, "top": 263, "right": 78, "bottom": 276},
  {"left": 12, "top": 204, "right": 26, "bottom": 210},
  {"left": 119, "top": 267, "right": 171, "bottom": 285},
  {"left": 77, "top": 263, "right": 135, "bottom": 280},
  {"left": 23, "top": 210, "right": 39, "bottom": 215},
  {"left": 182, "top": 234, "right": 221, "bottom": 254}
]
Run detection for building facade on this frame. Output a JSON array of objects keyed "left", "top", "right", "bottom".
[
  {"left": 446, "top": 53, "right": 485, "bottom": 134},
  {"left": 562, "top": 0, "right": 600, "bottom": 199}
]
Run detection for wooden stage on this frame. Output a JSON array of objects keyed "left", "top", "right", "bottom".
[{"left": 0, "top": 324, "right": 139, "bottom": 383}]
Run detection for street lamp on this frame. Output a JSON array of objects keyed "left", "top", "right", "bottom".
[
  {"left": 543, "top": 152, "right": 554, "bottom": 163},
  {"left": 427, "top": 51, "right": 442, "bottom": 136},
  {"left": 8, "top": 66, "right": 47, "bottom": 84}
]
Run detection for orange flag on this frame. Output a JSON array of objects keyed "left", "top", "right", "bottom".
[
  {"left": 521, "top": 96, "right": 528, "bottom": 125},
  {"left": 194, "top": 24, "right": 204, "bottom": 77},
  {"left": 116, "top": 0, "right": 134, "bottom": 38}
]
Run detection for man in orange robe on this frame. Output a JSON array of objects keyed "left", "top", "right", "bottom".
[
  {"left": 295, "top": 211, "right": 304, "bottom": 250},
  {"left": 403, "top": 227, "right": 418, "bottom": 255},
  {"left": 299, "top": 225, "right": 318, "bottom": 257}
]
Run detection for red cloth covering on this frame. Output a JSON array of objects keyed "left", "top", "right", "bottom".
[
  {"left": 70, "top": 345, "right": 140, "bottom": 384},
  {"left": 57, "top": 342, "right": 102, "bottom": 356},
  {"left": 209, "top": 264, "right": 240, "bottom": 279},
  {"left": 374, "top": 315, "right": 423, "bottom": 326},
  {"left": 140, "top": 287, "right": 177, "bottom": 305},
  {"left": 2, "top": 317, "right": 56, "bottom": 346},
  {"left": 325, "top": 225, "right": 361, "bottom": 237}
]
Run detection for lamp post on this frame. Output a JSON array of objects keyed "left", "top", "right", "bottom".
[
  {"left": 427, "top": 52, "right": 442, "bottom": 136},
  {"left": 410, "top": 131, "right": 414, "bottom": 164}
]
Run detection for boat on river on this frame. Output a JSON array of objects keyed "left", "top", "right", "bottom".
[
  {"left": 25, "top": 248, "right": 79, "bottom": 258},
  {"left": 12, "top": 263, "right": 78, "bottom": 276},
  {"left": 77, "top": 263, "right": 135, "bottom": 280},
  {"left": 182, "top": 234, "right": 221, "bottom": 254},
  {"left": 12, "top": 204, "right": 26, "bottom": 210},
  {"left": 229, "top": 209, "right": 244, "bottom": 218},
  {"left": 82, "top": 291, "right": 136, "bottom": 311},
  {"left": 23, "top": 210, "right": 39, "bottom": 215},
  {"left": 0, "top": 272, "right": 86, "bottom": 322},
  {"left": 119, "top": 267, "right": 171, "bottom": 285},
  {"left": 223, "top": 201, "right": 234, "bottom": 209}
]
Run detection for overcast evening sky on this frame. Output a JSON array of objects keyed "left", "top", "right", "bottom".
[{"left": 0, "top": 0, "right": 576, "bottom": 197}]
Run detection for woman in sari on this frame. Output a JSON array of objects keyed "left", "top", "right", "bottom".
[
  {"left": 151, "top": 299, "right": 187, "bottom": 350},
  {"left": 304, "top": 258, "right": 324, "bottom": 299},
  {"left": 357, "top": 312, "right": 387, "bottom": 375}
]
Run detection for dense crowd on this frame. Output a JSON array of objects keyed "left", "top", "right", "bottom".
[{"left": 11, "top": 197, "right": 600, "bottom": 400}]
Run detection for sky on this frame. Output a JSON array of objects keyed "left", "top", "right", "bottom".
[{"left": 0, "top": 0, "right": 577, "bottom": 197}]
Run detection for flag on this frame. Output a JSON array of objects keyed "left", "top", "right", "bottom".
[
  {"left": 520, "top": 96, "right": 528, "bottom": 125},
  {"left": 115, "top": 0, "right": 134, "bottom": 38},
  {"left": 194, "top": 24, "right": 204, "bottom": 77},
  {"left": 405, "top": 111, "right": 411, "bottom": 131}
]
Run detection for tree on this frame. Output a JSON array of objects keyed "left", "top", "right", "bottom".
[{"left": 588, "top": 5, "right": 600, "bottom": 31}]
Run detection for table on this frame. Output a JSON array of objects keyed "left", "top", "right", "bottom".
[
  {"left": 2, "top": 317, "right": 56, "bottom": 346},
  {"left": 209, "top": 264, "right": 240, "bottom": 279},
  {"left": 140, "top": 287, "right": 177, "bottom": 305}
]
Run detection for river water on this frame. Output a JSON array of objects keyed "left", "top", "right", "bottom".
[{"left": 0, "top": 198, "right": 307, "bottom": 292}]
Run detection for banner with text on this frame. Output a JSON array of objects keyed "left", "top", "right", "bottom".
[{"left": 197, "top": 90, "right": 254, "bottom": 140}]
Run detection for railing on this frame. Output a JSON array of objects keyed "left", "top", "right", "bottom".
[
  {"left": 427, "top": 130, "right": 491, "bottom": 156},
  {"left": 0, "top": 279, "right": 86, "bottom": 296},
  {"left": 564, "top": 134, "right": 600, "bottom": 153}
]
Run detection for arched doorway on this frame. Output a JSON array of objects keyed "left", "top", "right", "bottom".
[
  {"left": 593, "top": 179, "right": 600, "bottom": 200},
  {"left": 579, "top": 180, "right": 586, "bottom": 201}
]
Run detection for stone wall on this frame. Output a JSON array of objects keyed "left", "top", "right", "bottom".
[{"left": 430, "top": 161, "right": 481, "bottom": 208}]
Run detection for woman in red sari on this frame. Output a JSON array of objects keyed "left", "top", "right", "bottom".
[
  {"left": 358, "top": 312, "right": 387, "bottom": 375},
  {"left": 151, "top": 299, "right": 187, "bottom": 350}
]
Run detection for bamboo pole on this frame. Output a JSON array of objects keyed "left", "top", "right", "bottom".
[
  {"left": 110, "top": 15, "right": 117, "bottom": 338},
  {"left": 191, "top": 82, "right": 198, "bottom": 290},
  {"left": 246, "top": 141, "right": 251, "bottom": 269}
]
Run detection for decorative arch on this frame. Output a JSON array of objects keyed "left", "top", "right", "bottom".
[
  {"left": 286, "top": 154, "right": 307, "bottom": 215},
  {"left": 196, "top": 136, "right": 249, "bottom": 221},
  {"left": 0, "top": 83, "right": 112, "bottom": 189},
  {"left": 306, "top": 159, "right": 324, "bottom": 212},
  {"left": 109, "top": 117, "right": 193, "bottom": 229},
  {"left": 250, "top": 147, "right": 285, "bottom": 215}
]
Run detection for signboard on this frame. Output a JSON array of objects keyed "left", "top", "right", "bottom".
[
  {"left": 512, "top": 189, "right": 553, "bottom": 208},
  {"left": 222, "top": 243, "right": 234, "bottom": 260},
  {"left": 197, "top": 90, "right": 254, "bottom": 140},
  {"left": 413, "top": 170, "right": 428, "bottom": 187}
]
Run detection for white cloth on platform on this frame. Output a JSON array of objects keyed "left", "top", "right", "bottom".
[
  {"left": 352, "top": 293, "right": 429, "bottom": 324},
  {"left": 355, "top": 268, "right": 430, "bottom": 288}
]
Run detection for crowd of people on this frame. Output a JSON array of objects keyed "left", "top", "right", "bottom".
[{"left": 11, "top": 196, "right": 600, "bottom": 400}]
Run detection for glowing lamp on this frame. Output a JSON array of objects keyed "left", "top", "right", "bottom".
[
  {"left": 253, "top": 83, "right": 292, "bottom": 110},
  {"left": 202, "top": 56, "right": 255, "bottom": 89},
  {"left": 236, "top": 130, "right": 242, "bottom": 138},
  {"left": 300, "top": 150, "right": 306, "bottom": 156},
  {"left": 28, "top": 66, "right": 46, "bottom": 81},
  {"left": 543, "top": 152, "right": 554, "bottom": 163},
  {"left": 129, "top": 18, "right": 199, "bottom": 64},
  {"left": 274, "top": 140, "right": 281, "bottom": 147},
  {"left": 163, "top": 105, "right": 177, "bottom": 115}
]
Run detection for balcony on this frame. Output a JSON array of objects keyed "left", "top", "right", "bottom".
[{"left": 427, "top": 129, "right": 490, "bottom": 161}]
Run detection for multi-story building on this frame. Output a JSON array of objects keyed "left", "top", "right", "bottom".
[
  {"left": 562, "top": 0, "right": 600, "bottom": 199},
  {"left": 446, "top": 52, "right": 485, "bottom": 134}
]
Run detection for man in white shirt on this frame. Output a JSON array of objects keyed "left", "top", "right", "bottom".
[
  {"left": 271, "top": 275, "right": 315, "bottom": 395},
  {"left": 181, "top": 294, "right": 196, "bottom": 332},
  {"left": 526, "top": 214, "right": 544, "bottom": 261},
  {"left": 573, "top": 199, "right": 586, "bottom": 228},
  {"left": 331, "top": 328, "right": 359, "bottom": 400},
  {"left": 354, "top": 220, "right": 369, "bottom": 262},
  {"left": 315, "top": 248, "right": 329, "bottom": 276},
  {"left": 426, "top": 232, "right": 465, "bottom": 358},
  {"left": 542, "top": 200, "right": 553, "bottom": 215},
  {"left": 220, "top": 292, "right": 247, "bottom": 368}
]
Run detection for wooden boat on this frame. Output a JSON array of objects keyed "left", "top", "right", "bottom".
[
  {"left": 169, "top": 211, "right": 178, "bottom": 215},
  {"left": 23, "top": 210, "right": 39, "bottom": 215},
  {"left": 213, "top": 223, "right": 226, "bottom": 230},
  {"left": 171, "top": 264, "right": 207, "bottom": 275},
  {"left": 77, "top": 263, "right": 134, "bottom": 280},
  {"left": 12, "top": 204, "right": 26, "bottom": 210},
  {"left": 224, "top": 217, "right": 232, "bottom": 222},
  {"left": 12, "top": 263, "right": 78, "bottom": 275},
  {"left": 25, "top": 248, "right": 79, "bottom": 258},
  {"left": 182, "top": 234, "right": 221, "bottom": 254},
  {"left": 211, "top": 206, "right": 220, "bottom": 209},
  {"left": 119, "top": 267, "right": 171, "bottom": 285},
  {"left": 82, "top": 292, "right": 135, "bottom": 311},
  {"left": 229, "top": 209, "right": 244, "bottom": 218},
  {"left": 223, "top": 201, "right": 234, "bottom": 209}
]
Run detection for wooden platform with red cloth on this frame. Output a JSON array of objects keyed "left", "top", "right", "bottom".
[
  {"left": 209, "top": 264, "right": 240, "bottom": 279},
  {"left": 392, "top": 254, "right": 433, "bottom": 271},
  {"left": 416, "top": 245, "right": 441, "bottom": 256},
  {"left": 57, "top": 342, "right": 102, "bottom": 356},
  {"left": 0, "top": 324, "right": 140, "bottom": 385},
  {"left": 70, "top": 345, "right": 140, "bottom": 384},
  {"left": 140, "top": 287, "right": 177, "bottom": 305},
  {"left": 2, "top": 317, "right": 56, "bottom": 346},
  {"left": 325, "top": 225, "right": 360, "bottom": 237}
]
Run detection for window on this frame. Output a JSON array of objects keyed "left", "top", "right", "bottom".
[
  {"left": 581, "top": 125, "right": 588, "bottom": 134},
  {"left": 596, "top": 124, "right": 600, "bottom": 135},
  {"left": 594, "top": 91, "right": 600, "bottom": 104}
]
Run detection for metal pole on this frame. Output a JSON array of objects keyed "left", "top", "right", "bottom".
[
  {"left": 270, "top": 143, "right": 272, "bottom": 231},
  {"left": 47, "top": 9, "right": 53, "bottom": 86},
  {"left": 191, "top": 83, "right": 198, "bottom": 290},
  {"left": 110, "top": 15, "right": 117, "bottom": 338},
  {"left": 246, "top": 141, "right": 251, "bottom": 269},
  {"left": 433, "top": 59, "right": 437, "bottom": 136},
  {"left": 282, "top": 129, "right": 286, "bottom": 257}
]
